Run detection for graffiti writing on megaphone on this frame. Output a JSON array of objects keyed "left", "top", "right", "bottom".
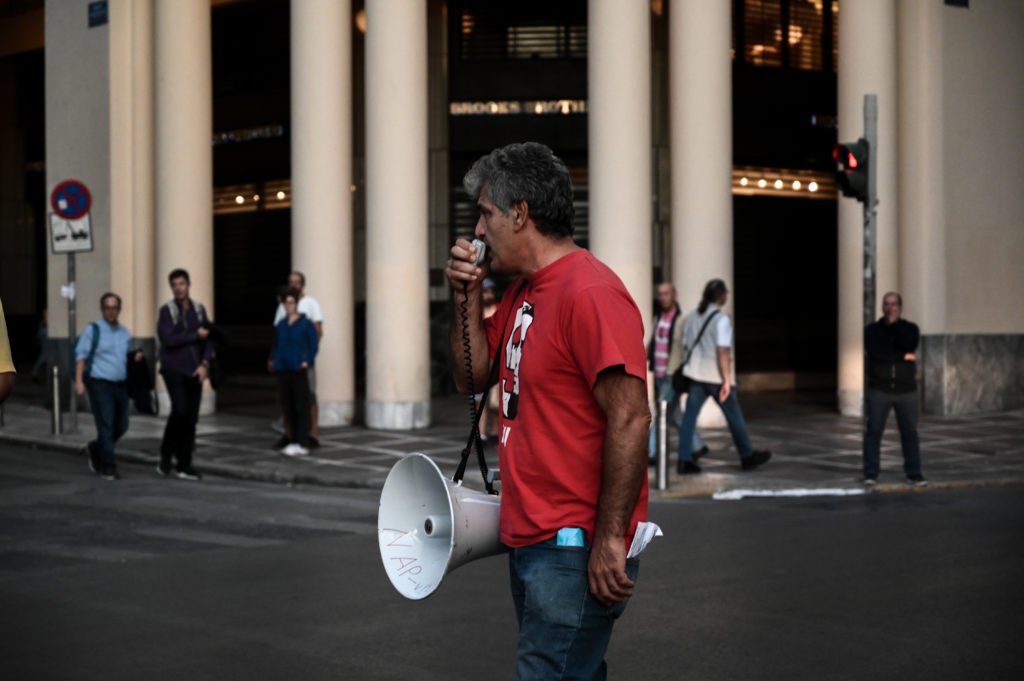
[{"left": 381, "top": 528, "right": 438, "bottom": 596}]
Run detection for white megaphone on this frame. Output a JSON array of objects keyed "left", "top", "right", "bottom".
[{"left": 378, "top": 452, "right": 502, "bottom": 600}]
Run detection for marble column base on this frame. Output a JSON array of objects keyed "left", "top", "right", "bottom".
[
  {"left": 920, "top": 334, "right": 1024, "bottom": 415},
  {"left": 837, "top": 389, "right": 863, "bottom": 418},
  {"left": 317, "top": 400, "right": 355, "bottom": 427},
  {"left": 365, "top": 400, "right": 431, "bottom": 430}
]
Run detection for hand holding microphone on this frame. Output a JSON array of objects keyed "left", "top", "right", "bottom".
[{"left": 445, "top": 238, "right": 488, "bottom": 292}]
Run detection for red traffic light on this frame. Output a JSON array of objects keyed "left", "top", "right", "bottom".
[
  {"left": 832, "top": 139, "right": 870, "bottom": 202},
  {"left": 832, "top": 143, "right": 861, "bottom": 170}
]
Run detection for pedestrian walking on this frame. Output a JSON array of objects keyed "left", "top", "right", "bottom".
[
  {"left": 676, "top": 279, "right": 771, "bottom": 474},
  {"left": 74, "top": 293, "right": 139, "bottom": 480},
  {"left": 156, "top": 268, "right": 212, "bottom": 481},
  {"left": 647, "top": 282, "right": 708, "bottom": 465}
]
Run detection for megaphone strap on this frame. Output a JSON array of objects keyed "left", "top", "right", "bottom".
[{"left": 454, "top": 278, "right": 528, "bottom": 493}]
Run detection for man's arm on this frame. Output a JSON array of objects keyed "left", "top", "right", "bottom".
[
  {"left": 445, "top": 238, "right": 491, "bottom": 393},
  {"left": 75, "top": 358, "right": 87, "bottom": 395},
  {"left": 589, "top": 366, "right": 651, "bottom": 605},
  {"left": 717, "top": 346, "right": 732, "bottom": 402}
]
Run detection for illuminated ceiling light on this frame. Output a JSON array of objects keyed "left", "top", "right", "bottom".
[
  {"left": 740, "top": 177, "right": 749, "bottom": 187},
  {"left": 774, "top": 179, "right": 784, "bottom": 189},
  {"left": 560, "top": 101, "right": 571, "bottom": 114},
  {"left": 535, "top": 102, "right": 544, "bottom": 114},
  {"left": 489, "top": 102, "right": 498, "bottom": 113},
  {"left": 235, "top": 195, "right": 244, "bottom": 204},
  {"left": 252, "top": 194, "right": 260, "bottom": 201},
  {"left": 792, "top": 180, "right": 802, "bottom": 190},
  {"left": 808, "top": 181, "right": 819, "bottom": 192},
  {"left": 276, "top": 191, "right": 286, "bottom": 200},
  {"left": 758, "top": 179, "right": 767, "bottom": 188}
]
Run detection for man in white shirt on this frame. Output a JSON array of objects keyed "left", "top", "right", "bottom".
[
  {"left": 675, "top": 279, "right": 771, "bottom": 475},
  {"left": 272, "top": 271, "right": 323, "bottom": 446}
]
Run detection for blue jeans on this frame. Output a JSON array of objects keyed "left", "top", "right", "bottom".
[
  {"left": 510, "top": 540, "right": 639, "bottom": 681},
  {"left": 863, "top": 389, "right": 921, "bottom": 478},
  {"left": 84, "top": 378, "right": 130, "bottom": 470},
  {"left": 678, "top": 380, "right": 753, "bottom": 462},
  {"left": 649, "top": 375, "right": 706, "bottom": 457}
]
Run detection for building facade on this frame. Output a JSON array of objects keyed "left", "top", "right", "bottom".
[{"left": 0, "top": 0, "right": 1021, "bottom": 428}]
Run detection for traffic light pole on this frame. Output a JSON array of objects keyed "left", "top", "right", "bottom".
[{"left": 862, "top": 94, "right": 878, "bottom": 415}]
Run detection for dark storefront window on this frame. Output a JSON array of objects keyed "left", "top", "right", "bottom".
[{"left": 734, "top": 0, "right": 836, "bottom": 73}]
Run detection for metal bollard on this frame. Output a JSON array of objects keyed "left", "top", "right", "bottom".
[
  {"left": 51, "top": 365, "right": 62, "bottom": 434},
  {"left": 656, "top": 399, "right": 668, "bottom": 490}
]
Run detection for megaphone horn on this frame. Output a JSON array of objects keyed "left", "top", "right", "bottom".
[{"left": 378, "top": 452, "right": 502, "bottom": 600}]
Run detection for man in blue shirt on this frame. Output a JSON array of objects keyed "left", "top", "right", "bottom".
[{"left": 75, "top": 292, "right": 138, "bottom": 480}]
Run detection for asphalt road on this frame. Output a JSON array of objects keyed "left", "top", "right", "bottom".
[{"left": 2, "top": 443, "right": 1022, "bottom": 680}]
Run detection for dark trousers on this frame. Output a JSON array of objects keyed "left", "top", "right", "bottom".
[
  {"left": 160, "top": 370, "right": 203, "bottom": 469},
  {"left": 277, "top": 371, "right": 311, "bottom": 447},
  {"left": 863, "top": 388, "right": 921, "bottom": 479},
  {"left": 84, "top": 378, "right": 129, "bottom": 470}
]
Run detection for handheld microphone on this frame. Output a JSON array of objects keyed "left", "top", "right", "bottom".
[{"left": 470, "top": 239, "right": 487, "bottom": 266}]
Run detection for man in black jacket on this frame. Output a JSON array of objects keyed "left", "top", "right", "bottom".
[{"left": 863, "top": 291, "right": 925, "bottom": 485}]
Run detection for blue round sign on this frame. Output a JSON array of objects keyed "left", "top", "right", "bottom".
[{"left": 51, "top": 180, "right": 92, "bottom": 220}]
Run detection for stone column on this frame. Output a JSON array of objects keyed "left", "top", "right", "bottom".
[
  {"left": 154, "top": 0, "right": 214, "bottom": 412},
  {"left": 897, "top": 0, "right": 945, "bottom": 332},
  {"left": 669, "top": 0, "right": 733, "bottom": 307},
  {"left": 291, "top": 0, "right": 355, "bottom": 426},
  {"left": 588, "top": 0, "right": 652, "bottom": 324},
  {"left": 364, "top": 0, "right": 430, "bottom": 429},
  {"left": 836, "top": 0, "right": 897, "bottom": 416},
  {"left": 669, "top": 0, "right": 732, "bottom": 427},
  {"left": 109, "top": 0, "right": 155, "bottom": 342}
]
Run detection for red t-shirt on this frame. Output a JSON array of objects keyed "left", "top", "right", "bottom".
[{"left": 484, "top": 250, "right": 649, "bottom": 548}]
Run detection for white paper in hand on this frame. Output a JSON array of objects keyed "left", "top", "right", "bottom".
[{"left": 627, "top": 521, "right": 663, "bottom": 559}]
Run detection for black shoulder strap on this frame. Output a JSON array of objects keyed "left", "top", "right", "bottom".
[
  {"left": 454, "top": 278, "right": 528, "bottom": 493},
  {"left": 681, "top": 309, "right": 720, "bottom": 370}
]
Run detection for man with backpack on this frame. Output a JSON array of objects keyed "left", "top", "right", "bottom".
[
  {"left": 156, "top": 268, "right": 212, "bottom": 481},
  {"left": 75, "top": 292, "right": 138, "bottom": 480}
]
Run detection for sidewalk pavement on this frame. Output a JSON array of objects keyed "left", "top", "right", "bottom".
[{"left": 2, "top": 390, "right": 1023, "bottom": 500}]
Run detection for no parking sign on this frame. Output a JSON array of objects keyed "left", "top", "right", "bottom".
[
  {"left": 49, "top": 179, "right": 93, "bottom": 253},
  {"left": 51, "top": 180, "right": 92, "bottom": 219}
]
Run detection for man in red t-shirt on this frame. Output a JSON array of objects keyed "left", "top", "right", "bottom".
[{"left": 446, "top": 142, "right": 650, "bottom": 680}]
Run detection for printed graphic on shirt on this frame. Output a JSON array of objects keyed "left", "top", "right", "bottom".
[{"left": 502, "top": 300, "right": 534, "bottom": 420}]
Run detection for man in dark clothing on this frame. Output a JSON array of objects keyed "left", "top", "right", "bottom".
[
  {"left": 156, "top": 268, "right": 212, "bottom": 481},
  {"left": 863, "top": 291, "right": 925, "bottom": 486}
]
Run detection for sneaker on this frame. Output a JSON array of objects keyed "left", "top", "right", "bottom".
[
  {"left": 273, "top": 435, "right": 291, "bottom": 450},
  {"left": 156, "top": 462, "right": 172, "bottom": 477},
  {"left": 175, "top": 467, "right": 202, "bottom": 481},
  {"left": 282, "top": 443, "right": 309, "bottom": 457},
  {"left": 83, "top": 445, "right": 100, "bottom": 475},
  {"left": 100, "top": 467, "right": 120, "bottom": 481},
  {"left": 906, "top": 474, "right": 928, "bottom": 487},
  {"left": 862, "top": 476, "right": 878, "bottom": 486},
  {"left": 677, "top": 460, "right": 702, "bottom": 475},
  {"left": 741, "top": 450, "right": 772, "bottom": 470},
  {"left": 692, "top": 445, "right": 710, "bottom": 461},
  {"left": 308, "top": 437, "right": 320, "bottom": 449}
]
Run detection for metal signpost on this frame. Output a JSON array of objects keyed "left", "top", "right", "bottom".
[
  {"left": 49, "top": 179, "right": 94, "bottom": 430},
  {"left": 833, "top": 94, "right": 878, "bottom": 418}
]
